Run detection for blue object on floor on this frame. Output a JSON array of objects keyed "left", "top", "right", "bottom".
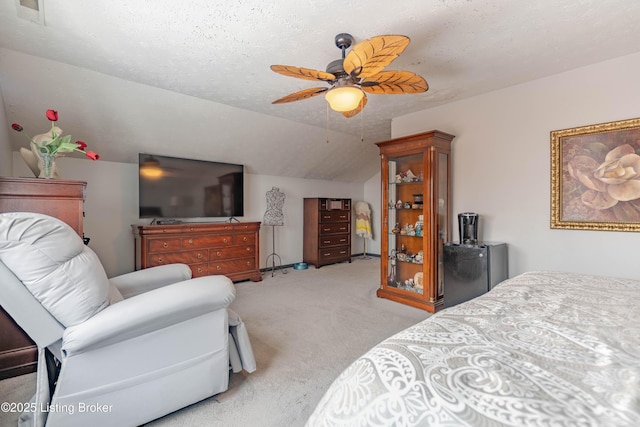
[{"left": 293, "top": 262, "right": 308, "bottom": 270}]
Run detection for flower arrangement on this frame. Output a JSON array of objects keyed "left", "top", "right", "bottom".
[{"left": 12, "top": 109, "right": 99, "bottom": 178}]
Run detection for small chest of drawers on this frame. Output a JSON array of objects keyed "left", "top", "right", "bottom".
[
  {"left": 133, "top": 222, "right": 262, "bottom": 282},
  {"left": 303, "top": 198, "right": 352, "bottom": 268}
]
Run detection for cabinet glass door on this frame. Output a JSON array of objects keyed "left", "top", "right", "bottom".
[{"left": 386, "top": 153, "right": 425, "bottom": 295}]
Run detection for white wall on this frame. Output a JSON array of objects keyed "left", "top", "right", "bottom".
[
  {"left": 0, "top": 84, "right": 11, "bottom": 176},
  {"left": 363, "top": 171, "right": 381, "bottom": 256},
  {"left": 11, "top": 153, "right": 363, "bottom": 277},
  {"left": 392, "top": 52, "right": 640, "bottom": 280}
]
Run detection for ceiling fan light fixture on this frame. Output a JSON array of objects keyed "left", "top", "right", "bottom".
[
  {"left": 325, "top": 85, "right": 364, "bottom": 112},
  {"left": 140, "top": 157, "right": 163, "bottom": 179}
]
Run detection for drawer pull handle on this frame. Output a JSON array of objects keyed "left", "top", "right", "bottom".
[
  {"left": 197, "top": 267, "right": 203, "bottom": 273},
  {"left": 323, "top": 215, "right": 331, "bottom": 219},
  {"left": 157, "top": 257, "right": 163, "bottom": 264},
  {"left": 188, "top": 239, "right": 193, "bottom": 244},
  {"left": 246, "top": 261, "right": 251, "bottom": 266},
  {"left": 216, "top": 265, "right": 222, "bottom": 271},
  {"left": 340, "top": 239, "right": 346, "bottom": 242},
  {"left": 162, "top": 242, "right": 168, "bottom": 248},
  {"left": 340, "top": 251, "right": 346, "bottom": 254},
  {"left": 323, "top": 228, "right": 331, "bottom": 232},
  {"left": 223, "top": 238, "right": 228, "bottom": 243},
  {"left": 323, "top": 240, "right": 331, "bottom": 244},
  {"left": 197, "top": 253, "right": 203, "bottom": 259},
  {"left": 217, "top": 251, "right": 222, "bottom": 257},
  {"left": 243, "top": 236, "right": 248, "bottom": 242},
  {"left": 246, "top": 247, "right": 251, "bottom": 252},
  {"left": 324, "top": 253, "right": 331, "bottom": 256}
]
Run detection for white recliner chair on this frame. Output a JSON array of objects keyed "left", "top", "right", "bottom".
[{"left": 0, "top": 212, "right": 256, "bottom": 427}]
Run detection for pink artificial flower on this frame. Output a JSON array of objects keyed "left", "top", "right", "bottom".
[{"left": 76, "top": 141, "right": 88, "bottom": 151}]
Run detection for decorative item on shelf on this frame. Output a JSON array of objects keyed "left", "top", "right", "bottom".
[
  {"left": 395, "top": 200, "right": 403, "bottom": 209},
  {"left": 413, "top": 272, "right": 424, "bottom": 290},
  {"left": 11, "top": 109, "right": 100, "bottom": 179},
  {"left": 388, "top": 250, "right": 397, "bottom": 286},
  {"left": 401, "top": 169, "right": 417, "bottom": 182},
  {"left": 415, "top": 215, "right": 424, "bottom": 237},
  {"left": 403, "top": 223, "right": 415, "bottom": 236},
  {"left": 392, "top": 223, "right": 400, "bottom": 234}
]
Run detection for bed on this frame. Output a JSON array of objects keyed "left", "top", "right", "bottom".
[{"left": 307, "top": 271, "right": 640, "bottom": 426}]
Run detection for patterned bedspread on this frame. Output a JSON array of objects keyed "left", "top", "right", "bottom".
[{"left": 307, "top": 271, "right": 640, "bottom": 426}]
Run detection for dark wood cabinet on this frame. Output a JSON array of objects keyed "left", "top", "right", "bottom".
[
  {"left": 0, "top": 177, "right": 86, "bottom": 379},
  {"left": 376, "top": 130, "right": 454, "bottom": 313},
  {"left": 303, "top": 198, "right": 351, "bottom": 268},
  {"left": 133, "top": 222, "right": 262, "bottom": 282}
]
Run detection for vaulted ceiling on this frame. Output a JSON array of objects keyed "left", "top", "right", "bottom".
[{"left": 1, "top": 1, "right": 640, "bottom": 182}]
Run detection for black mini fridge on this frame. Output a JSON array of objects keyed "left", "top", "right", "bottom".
[{"left": 443, "top": 242, "right": 508, "bottom": 308}]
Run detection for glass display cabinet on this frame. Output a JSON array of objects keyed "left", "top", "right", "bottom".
[{"left": 375, "top": 130, "right": 454, "bottom": 313}]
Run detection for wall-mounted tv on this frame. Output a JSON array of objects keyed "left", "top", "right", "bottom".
[{"left": 138, "top": 154, "right": 244, "bottom": 219}]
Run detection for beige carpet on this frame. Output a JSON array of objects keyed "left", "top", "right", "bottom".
[{"left": 0, "top": 258, "right": 429, "bottom": 427}]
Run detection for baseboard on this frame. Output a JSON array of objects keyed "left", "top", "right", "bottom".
[{"left": 259, "top": 254, "right": 380, "bottom": 274}]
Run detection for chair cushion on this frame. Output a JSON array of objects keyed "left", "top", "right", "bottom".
[{"left": 0, "top": 212, "right": 111, "bottom": 327}]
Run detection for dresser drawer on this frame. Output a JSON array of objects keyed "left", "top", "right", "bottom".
[
  {"left": 210, "top": 245, "right": 255, "bottom": 259},
  {"left": 190, "top": 263, "right": 209, "bottom": 277},
  {"left": 319, "top": 223, "right": 350, "bottom": 234},
  {"left": 233, "top": 233, "right": 256, "bottom": 245},
  {"left": 319, "top": 235, "right": 350, "bottom": 248},
  {"left": 147, "top": 250, "right": 208, "bottom": 267},
  {"left": 182, "top": 235, "right": 233, "bottom": 248},
  {"left": 209, "top": 257, "right": 256, "bottom": 275},
  {"left": 318, "top": 247, "right": 350, "bottom": 260},
  {"left": 148, "top": 238, "right": 182, "bottom": 253},
  {"left": 319, "top": 211, "right": 350, "bottom": 223}
]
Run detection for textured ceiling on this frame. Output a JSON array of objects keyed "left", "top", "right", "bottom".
[{"left": 1, "top": 1, "right": 640, "bottom": 182}]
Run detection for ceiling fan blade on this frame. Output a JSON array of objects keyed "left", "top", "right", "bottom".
[
  {"left": 361, "top": 71, "right": 428, "bottom": 94},
  {"left": 271, "top": 65, "right": 336, "bottom": 82},
  {"left": 272, "top": 87, "right": 329, "bottom": 104},
  {"left": 344, "top": 35, "right": 410, "bottom": 80},
  {"left": 341, "top": 93, "right": 368, "bottom": 118}
]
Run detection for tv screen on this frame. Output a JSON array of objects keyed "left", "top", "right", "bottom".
[{"left": 139, "top": 154, "right": 244, "bottom": 219}]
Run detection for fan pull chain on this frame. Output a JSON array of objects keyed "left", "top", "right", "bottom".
[{"left": 360, "top": 98, "right": 365, "bottom": 143}]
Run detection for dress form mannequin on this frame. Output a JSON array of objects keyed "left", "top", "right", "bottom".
[
  {"left": 263, "top": 187, "right": 285, "bottom": 226},
  {"left": 263, "top": 187, "right": 287, "bottom": 276}
]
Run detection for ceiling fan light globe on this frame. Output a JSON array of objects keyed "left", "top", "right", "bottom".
[
  {"left": 140, "top": 165, "right": 163, "bottom": 179},
  {"left": 325, "top": 86, "right": 364, "bottom": 112}
]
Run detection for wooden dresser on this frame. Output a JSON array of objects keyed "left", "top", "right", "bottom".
[
  {"left": 133, "top": 222, "right": 262, "bottom": 282},
  {"left": 0, "top": 177, "right": 86, "bottom": 379},
  {"left": 303, "top": 198, "right": 352, "bottom": 268}
]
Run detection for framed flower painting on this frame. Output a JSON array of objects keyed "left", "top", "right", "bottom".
[{"left": 551, "top": 117, "right": 640, "bottom": 231}]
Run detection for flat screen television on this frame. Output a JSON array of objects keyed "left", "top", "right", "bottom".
[{"left": 138, "top": 154, "right": 244, "bottom": 219}]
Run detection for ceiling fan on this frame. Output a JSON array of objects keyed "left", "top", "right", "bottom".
[{"left": 270, "top": 33, "right": 428, "bottom": 118}]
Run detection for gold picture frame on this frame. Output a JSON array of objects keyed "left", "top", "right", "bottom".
[{"left": 551, "top": 117, "right": 640, "bottom": 231}]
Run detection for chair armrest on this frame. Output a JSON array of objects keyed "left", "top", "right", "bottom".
[
  {"left": 62, "top": 275, "right": 235, "bottom": 356},
  {"left": 109, "top": 264, "right": 193, "bottom": 298}
]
